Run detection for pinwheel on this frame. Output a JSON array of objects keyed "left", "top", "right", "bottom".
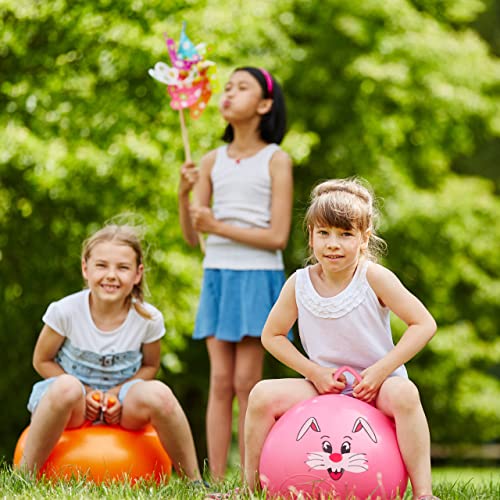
[{"left": 149, "top": 22, "right": 217, "bottom": 162}]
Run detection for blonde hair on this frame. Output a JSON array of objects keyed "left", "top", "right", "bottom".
[
  {"left": 305, "top": 178, "right": 386, "bottom": 262},
  {"left": 81, "top": 224, "right": 152, "bottom": 319}
]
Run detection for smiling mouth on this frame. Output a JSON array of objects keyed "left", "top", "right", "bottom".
[
  {"left": 328, "top": 467, "right": 344, "bottom": 481},
  {"left": 101, "top": 284, "right": 119, "bottom": 291}
]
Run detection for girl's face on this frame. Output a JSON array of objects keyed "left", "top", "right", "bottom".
[
  {"left": 309, "top": 225, "right": 369, "bottom": 274},
  {"left": 82, "top": 241, "right": 143, "bottom": 307},
  {"left": 219, "top": 70, "right": 272, "bottom": 121}
]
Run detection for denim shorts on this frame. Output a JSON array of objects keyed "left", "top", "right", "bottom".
[{"left": 27, "top": 377, "right": 144, "bottom": 414}]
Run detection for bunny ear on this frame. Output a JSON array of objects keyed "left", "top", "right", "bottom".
[
  {"left": 296, "top": 417, "right": 321, "bottom": 441},
  {"left": 352, "top": 417, "right": 377, "bottom": 443}
]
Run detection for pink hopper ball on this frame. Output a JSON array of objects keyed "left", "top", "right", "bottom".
[
  {"left": 259, "top": 367, "right": 408, "bottom": 499},
  {"left": 14, "top": 423, "right": 172, "bottom": 483}
]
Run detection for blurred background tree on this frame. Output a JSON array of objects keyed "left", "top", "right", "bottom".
[{"left": 1, "top": 0, "right": 498, "bottom": 464}]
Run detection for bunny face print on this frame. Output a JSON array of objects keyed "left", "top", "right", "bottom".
[{"left": 259, "top": 394, "right": 408, "bottom": 499}]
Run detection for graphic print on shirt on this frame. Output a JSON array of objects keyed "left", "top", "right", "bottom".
[{"left": 296, "top": 416, "right": 377, "bottom": 481}]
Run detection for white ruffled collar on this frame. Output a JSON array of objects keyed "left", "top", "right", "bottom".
[{"left": 296, "top": 261, "right": 370, "bottom": 318}]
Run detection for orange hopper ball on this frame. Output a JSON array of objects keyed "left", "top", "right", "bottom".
[{"left": 14, "top": 423, "right": 172, "bottom": 483}]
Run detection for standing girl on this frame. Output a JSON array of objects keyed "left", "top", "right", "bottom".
[
  {"left": 19, "top": 224, "right": 202, "bottom": 482},
  {"left": 178, "top": 67, "right": 293, "bottom": 479},
  {"left": 244, "top": 179, "right": 440, "bottom": 500}
]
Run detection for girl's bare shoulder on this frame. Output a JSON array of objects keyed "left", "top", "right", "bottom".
[
  {"left": 365, "top": 261, "right": 401, "bottom": 291},
  {"left": 283, "top": 270, "right": 298, "bottom": 289},
  {"left": 199, "top": 148, "right": 218, "bottom": 173},
  {"left": 269, "top": 148, "right": 292, "bottom": 175}
]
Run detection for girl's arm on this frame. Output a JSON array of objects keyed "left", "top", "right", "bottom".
[
  {"left": 33, "top": 325, "right": 103, "bottom": 421},
  {"left": 132, "top": 339, "right": 161, "bottom": 381},
  {"left": 355, "top": 263, "right": 437, "bottom": 400},
  {"left": 191, "top": 150, "right": 293, "bottom": 251},
  {"left": 262, "top": 275, "right": 346, "bottom": 394},
  {"left": 32, "top": 325, "right": 67, "bottom": 378},
  {"left": 178, "top": 151, "right": 216, "bottom": 247}
]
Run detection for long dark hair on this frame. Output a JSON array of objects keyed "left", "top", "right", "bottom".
[{"left": 222, "top": 66, "right": 287, "bottom": 144}]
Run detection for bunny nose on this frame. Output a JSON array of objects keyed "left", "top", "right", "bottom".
[{"left": 330, "top": 453, "right": 342, "bottom": 463}]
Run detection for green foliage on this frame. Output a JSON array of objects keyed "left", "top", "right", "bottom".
[
  {"left": 0, "top": 0, "right": 499, "bottom": 464},
  {"left": 382, "top": 177, "right": 500, "bottom": 441},
  {"left": 282, "top": 0, "right": 500, "bottom": 444},
  {"left": 0, "top": 0, "right": 211, "bottom": 459},
  {"left": 0, "top": 0, "right": 298, "bottom": 461}
]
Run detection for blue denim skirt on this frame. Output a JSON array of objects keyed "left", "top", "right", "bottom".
[{"left": 193, "top": 269, "right": 289, "bottom": 342}]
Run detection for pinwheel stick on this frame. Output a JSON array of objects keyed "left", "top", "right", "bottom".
[
  {"left": 179, "top": 108, "right": 192, "bottom": 162},
  {"left": 179, "top": 108, "right": 205, "bottom": 252},
  {"left": 149, "top": 23, "right": 214, "bottom": 253}
]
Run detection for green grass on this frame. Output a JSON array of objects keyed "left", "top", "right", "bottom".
[
  {"left": 0, "top": 463, "right": 498, "bottom": 499},
  {"left": 431, "top": 466, "right": 499, "bottom": 499}
]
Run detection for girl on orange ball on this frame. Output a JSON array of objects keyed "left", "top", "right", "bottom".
[{"left": 18, "top": 224, "right": 202, "bottom": 482}]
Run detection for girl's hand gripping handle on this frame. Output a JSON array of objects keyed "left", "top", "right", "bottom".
[
  {"left": 102, "top": 394, "right": 121, "bottom": 425},
  {"left": 333, "top": 365, "right": 363, "bottom": 384},
  {"left": 85, "top": 390, "right": 103, "bottom": 422},
  {"left": 333, "top": 366, "right": 380, "bottom": 404},
  {"left": 333, "top": 365, "right": 363, "bottom": 396}
]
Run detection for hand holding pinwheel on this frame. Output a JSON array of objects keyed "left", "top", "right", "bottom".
[{"left": 149, "top": 22, "right": 216, "bottom": 252}]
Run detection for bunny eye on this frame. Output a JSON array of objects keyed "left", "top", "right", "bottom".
[
  {"left": 341, "top": 441, "right": 351, "bottom": 454},
  {"left": 322, "top": 441, "right": 333, "bottom": 453}
]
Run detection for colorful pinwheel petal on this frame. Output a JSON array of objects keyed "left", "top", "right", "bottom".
[{"left": 148, "top": 21, "right": 216, "bottom": 119}]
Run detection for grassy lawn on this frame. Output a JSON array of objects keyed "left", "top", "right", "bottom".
[
  {"left": 430, "top": 466, "right": 499, "bottom": 499},
  {"left": 0, "top": 462, "right": 498, "bottom": 499}
]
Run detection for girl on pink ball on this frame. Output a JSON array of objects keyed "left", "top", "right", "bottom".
[{"left": 244, "top": 178, "right": 440, "bottom": 500}]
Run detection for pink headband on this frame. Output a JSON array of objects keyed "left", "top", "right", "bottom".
[{"left": 260, "top": 68, "right": 274, "bottom": 97}]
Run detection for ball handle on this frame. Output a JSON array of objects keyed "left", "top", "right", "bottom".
[{"left": 333, "top": 365, "right": 363, "bottom": 384}]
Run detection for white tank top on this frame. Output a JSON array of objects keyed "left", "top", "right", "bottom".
[
  {"left": 295, "top": 261, "right": 407, "bottom": 384},
  {"left": 203, "top": 144, "right": 284, "bottom": 270}
]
